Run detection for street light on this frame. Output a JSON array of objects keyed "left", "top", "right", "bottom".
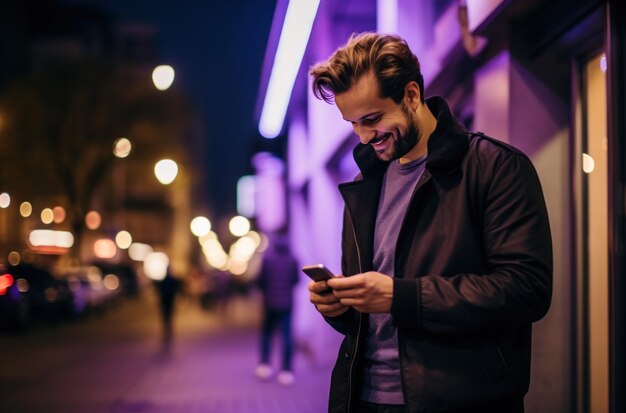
[
  {"left": 115, "top": 230, "right": 132, "bottom": 249},
  {"left": 94, "top": 239, "right": 116, "bottom": 259},
  {"left": 190, "top": 216, "right": 211, "bottom": 237},
  {"left": 0, "top": 192, "right": 10, "bottom": 208},
  {"left": 41, "top": 208, "right": 54, "bottom": 224},
  {"left": 19, "top": 202, "right": 32, "bottom": 217},
  {"left": 144, "top": 252, "right": 169, "bottom": 280},
  {"left": 154, "top": 159, "right": 178, "bottom": 185},
  {"left": 152, "top": 65, "right": 175, "bottom": 91},
  {"left": 52, "top": 206, "right": 66, "bottom": 224},
  {"left": 128, "top": 242, "right": 153, "bottom": 262},
  {"left": 85, "top": 210, "right": 101, "bottom": 230},
  {"left": 113, "top": 137, "right": 132, "bottom": 158},
  {"left": 229, "top": 215, "right": 250, "bottom": 237}
]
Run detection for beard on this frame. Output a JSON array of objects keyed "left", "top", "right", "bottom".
[{"left": 374, "top": 102, "right": 421, "bottom": 161}]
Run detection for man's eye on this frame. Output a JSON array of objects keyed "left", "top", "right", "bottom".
[{"left": 365, "top": 117, "right": 381, "bottom": 124}]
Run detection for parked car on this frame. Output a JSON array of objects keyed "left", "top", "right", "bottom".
[
  {"left": 91, "top": 261, "right": 139, "bottom": 297},
  {"left": 0, "top": 265, "right": 29, "bottom": 331},
  {"left": 0, "top": 263, "right": 74, "bottom": 330},
  {"left": 57, "top": 265, "right": 121, "bottom": 315}
]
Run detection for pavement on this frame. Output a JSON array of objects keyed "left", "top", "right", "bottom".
[{"left": 0, "top": 290, "right": 333, "bottom": 413}]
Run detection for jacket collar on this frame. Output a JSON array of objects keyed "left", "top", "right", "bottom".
[
  {"left": 339, "top": 97, "right": 468, "bottom": 271},
  {"left": 353, "top": 96, "right": 469, "bottom": 178}
]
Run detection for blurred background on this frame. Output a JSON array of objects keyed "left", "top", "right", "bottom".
[{"left": 0, "top": 0, "right": 625, "bottom": 412}]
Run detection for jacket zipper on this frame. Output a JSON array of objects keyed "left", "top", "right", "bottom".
[
  {"left": 346, "top": 222, "right": 363, "bottom": 413},
  {"left": 398, "top": 334, "right": 410, "bottom": 412}
]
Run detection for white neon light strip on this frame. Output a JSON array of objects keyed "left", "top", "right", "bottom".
[
  {"left": 377, "top": 0, "right": 398, "bottom": 33},
  {"left": 259, "top": 0, "right": 320, "bottom": 139}
]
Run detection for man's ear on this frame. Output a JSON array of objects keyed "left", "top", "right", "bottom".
[{"left": 404, "top": 81, "right": 421, "bottom": 111}]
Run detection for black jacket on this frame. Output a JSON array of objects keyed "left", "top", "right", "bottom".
[{"left": 326, "top": 96, "right": 552, "bottom": 413}]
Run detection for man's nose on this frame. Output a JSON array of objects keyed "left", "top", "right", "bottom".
[{"left": 355, "top": 125, "right": 376, "bottom": 145}]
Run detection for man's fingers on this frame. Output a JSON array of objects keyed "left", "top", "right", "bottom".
[
  {"left": 338, "top": 298, "right": 362, "bottom": 307},
  {"left": 332, "top": 287, "right": 365, "bottom": 299},
  {"left": 316, "top": 302, "right": 349, "bottom": 317},
  {"left": 308, "top": 280, "right": 331, "bottom": 294},
  {"left": 327, "top": 274, "right": 364, "bottom": 290},
  {"left": 312, "top": 291, "right": 340, "bottom": 304}
]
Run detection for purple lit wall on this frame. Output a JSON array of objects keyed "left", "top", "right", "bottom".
[
  {"left": 253, "top": 153, "right": 286, "bottom": 233},
  {"left": 509, "top": 58, "right": 571, "bottom": 413},
  {"left": 473, "top": 49, "right": 572, "bottom": 413},
  {"left": 474, "top": 51, "right": 511, "bottom": 141},
  {"left": 287, "top": 113, "right": 340, "bottom": 356},
  {"left": 466, "top": 0, "right": 505, "bottom": 32}
]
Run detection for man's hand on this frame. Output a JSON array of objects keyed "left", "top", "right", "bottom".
[
  {"left": 327, "top": 272, "right": 393, "bottom": 313},
  {"left": 308, "top": 278, "right": 349, "bottom": 317}
]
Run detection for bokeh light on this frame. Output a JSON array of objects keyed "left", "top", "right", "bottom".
[
  {"left": 152, "top": 65, "right": 175, "bottom": 91},
  {"left": 247, "top": 231, "right": 262, "bottom": 247},
  {"left": 229, "top": 236, "right": 257, "bottom": 262},
  {"left": 29, "top": 230, "right": 74, "bottom": 248},
  {"left": 0, "top": 192, "right": 10, "bottom": 208},
  {"left": 87, "top": 267, "right": 103, "bottom": 287},
  {"left": 8, "top": 251, "right": 21, "bottom": 266},
  {"left": 85, "top": 211, "right": 101, "bottom": 230},
  {"left": 94, "top": 239, "right": 117, "bottom": 259},
  {"left": 190, "top": 216, "right": 211, "bottom": 237},
  {"left": 198, "top": 231, "right": 218, "bottom": 245},
  {"left": 19, "top": 202, "right": 32, "bottom": 217},
  {"left": 228, "top": 260, "right": 248, "bottom": 276},
  {"left": 201, "top": 238, "right": 228, "bottom": 270},
  {"left": 113, "top": 137, "right": 132, "bottom": 158},
  {"left": 16, "top": 278, "right": 29, "bottom": 293},
  {"left": 229, "top": 215, "right": 250, "bottom": 237},
  {"left": 144, "top": 252, "right": 169, "bottom": 280},
  {"left": 103, "top": 274, "right": 120, "bottom": 291},
  {"left": 154, "top": 159, "right": 178, "bottom": 185},
  {"left": 41, "top": 208, "right": 54, "bottom": 224},
  {"left": 115, "top": 230, "right": 132, "bottom": 249},
  {"left": 0, "top": 273, "right": 14, "bottom": 295},
  {"left": 128, "top": 242, "right": 153, "bottom": 261},
  {"left": 53, "top": 206, "right": 66, "bottom": 224},
  {"left": 44, "top": 287, "right": 58, "bottom": 302},
  {"left": 582, "top": 153, "right": 595, "bottom": 173}
]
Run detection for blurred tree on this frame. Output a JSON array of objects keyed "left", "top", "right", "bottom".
[{"left": 0, "top": 56, "right": 192, "bottom": 259}]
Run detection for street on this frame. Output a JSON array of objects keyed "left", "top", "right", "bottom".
[{"left": 0, "top": 291, "right": 332, "bottom": 413}]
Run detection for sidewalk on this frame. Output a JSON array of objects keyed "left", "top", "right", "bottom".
[{"left": 0, "top": 290, "right": 333, "bottom": 413}]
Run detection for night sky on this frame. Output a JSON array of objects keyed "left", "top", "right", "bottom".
[{"left": 68, "top": 0, "right": 277, "bottom": 219}]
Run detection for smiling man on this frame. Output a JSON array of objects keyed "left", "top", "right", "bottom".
[{"left": 307, "top": 32, "right": 553, "bottom": 413}]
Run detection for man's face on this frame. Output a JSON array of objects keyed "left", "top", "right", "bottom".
[{"left": 335, "top": 71, "right": 420, "bottom": 162}]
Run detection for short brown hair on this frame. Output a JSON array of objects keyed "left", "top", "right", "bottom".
[{"left": 310, "top": 32, "right": 424, "bottom": 104}]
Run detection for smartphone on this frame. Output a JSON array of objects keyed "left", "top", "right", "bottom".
[{"left": 302, "top": 264, "right": 336, "bottom": 282}]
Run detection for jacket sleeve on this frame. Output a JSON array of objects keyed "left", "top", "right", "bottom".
[
  {"left": 323, "top": 309, "right": 358, "bottom": 335},
  {"left": 392, "top": 152, "right": 553, "bottom": 334},
  {"left": 320, "top": 207, "right": 360, "bottom": 335}
]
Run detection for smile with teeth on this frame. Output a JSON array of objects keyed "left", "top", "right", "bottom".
[{"left": 370, "top": 132, "right": 392, "bottom": 146}]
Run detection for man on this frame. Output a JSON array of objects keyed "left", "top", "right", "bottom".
[
  {"left": 255, "top": 235, "right": 300, "bottom": 386},
  {"left": 307, "top": 32, "right": 552, "bottom": 413}
]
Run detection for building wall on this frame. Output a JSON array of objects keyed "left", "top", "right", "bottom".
[{"left": 473, "top": 47, "right": 573, "bottom": 413}]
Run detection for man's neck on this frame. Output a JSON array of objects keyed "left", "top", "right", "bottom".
[{"left": 399, "top": 102, "right": 437, "bottom": 164}]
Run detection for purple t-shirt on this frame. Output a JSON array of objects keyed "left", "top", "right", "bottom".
[{"left": 360, "top": 155, "right": 427, "bottom": 405}]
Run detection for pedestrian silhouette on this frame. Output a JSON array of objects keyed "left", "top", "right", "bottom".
[
  {"left": 255, "top": 235, "right": 300, "bottom": 386},
  {"left": 155, "top": 269, "right": 181, "bottom": 350}
]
